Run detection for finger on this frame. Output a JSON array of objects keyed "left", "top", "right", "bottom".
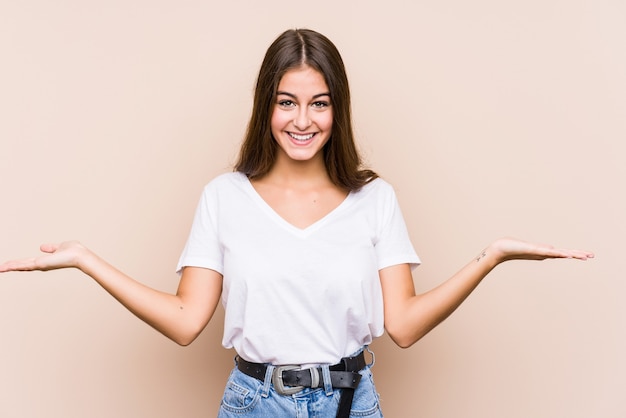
[
  {"left": 567, "top": 250, "right": 595, "bottom": 260},
  {"left": 0, "top": 258, "right": 38, "bottom": 272},
  {"left": 549, "top": 248, "right": 595, "bottom": 260}
]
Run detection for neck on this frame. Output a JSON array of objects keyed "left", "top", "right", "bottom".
[{"left": 264, "top": 152, "right": 331, "bottom": 188}]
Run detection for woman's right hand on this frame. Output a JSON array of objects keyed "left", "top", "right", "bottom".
[{"left": 0, "top": 241, "right": 88, "bottom": 272}]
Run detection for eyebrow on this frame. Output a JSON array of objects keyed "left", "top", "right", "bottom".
[{"left": 276, "top": 91, "right": 331, "bottom": 99}]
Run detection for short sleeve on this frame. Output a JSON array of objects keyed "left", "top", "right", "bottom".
[
  {"left": 374, "top": 184, "right": 421, "bottom": 271},
  {"left": 176, "top": 183, "right": 224, "bottom": 275}
]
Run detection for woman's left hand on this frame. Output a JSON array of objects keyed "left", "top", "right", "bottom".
[{"left": 489, "top": 237, "right": 594, "bottom": 263}]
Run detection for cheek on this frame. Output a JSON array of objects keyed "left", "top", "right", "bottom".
[
  {"left": 322, "top": 114, "right": 333, "bottom": 132},
  {"left": 270, "top": 109, "right": 290, "bottom": 133}
]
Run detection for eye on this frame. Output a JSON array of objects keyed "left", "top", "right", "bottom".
[
  {"left": 277, "top": 99, "right": 296, "bottom": 108},
  {"left": 311, "top": 101, "right": 330, "bottom": 109}
]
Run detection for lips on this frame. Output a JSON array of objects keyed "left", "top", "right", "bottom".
[{"left": 288, "top": 132, "right": 315, "bottom": 141}]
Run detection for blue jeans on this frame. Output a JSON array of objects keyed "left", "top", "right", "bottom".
[{"left": 217, "top": 351, "right": 383, "bottom": 417}]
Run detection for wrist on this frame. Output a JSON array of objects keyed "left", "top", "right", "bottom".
[
  {"left": 487, "top": 237, "right": 529, "bottom": 264},
  {"left": 476, "top": 244, "right": 502, "bottom": 269},
  {"left": 74, "top": 244, "right": 96, "bottom": 272}
]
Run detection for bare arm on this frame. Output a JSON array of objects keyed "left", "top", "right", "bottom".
[
  {"left": 381, "top": 238, "right": 594, "bottom": 348},
  {"left": 0, "top": 241, "right": 223, "bottom": 346}
]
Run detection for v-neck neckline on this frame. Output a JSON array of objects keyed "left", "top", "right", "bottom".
[{"left": 240, "top": 173, "right": 354, "bottom": 236}]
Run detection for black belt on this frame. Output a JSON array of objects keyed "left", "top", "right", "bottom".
[{"left": 237, "top": 351, "right": 367, "bottom": 418}]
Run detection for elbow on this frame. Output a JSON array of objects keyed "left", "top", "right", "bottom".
[
  {"left": 173, "top": 335, "right": 196, "bottom": 347},
  {"left": 168, "top": 323, "right": 205, "bottom": 347},
  {"left": 171, "top": 331, "right": 201, "bottom": 347},
  {"left": 394, "top": 338, "right": 416, "bottom": 350},
  {"left": 388, "top": 331, "right": 419, "bottom": 349},
  {"left": 385, "top": 322, "right": 427, "bottom": 349}
]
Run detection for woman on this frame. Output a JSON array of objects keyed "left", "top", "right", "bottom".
[{"left": 0, "top": 29, "right": 593, "bottom": 418}]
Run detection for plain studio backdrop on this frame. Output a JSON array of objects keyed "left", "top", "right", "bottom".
[{"left": 0, "top": 1, "right": 623, "bottom": 417}]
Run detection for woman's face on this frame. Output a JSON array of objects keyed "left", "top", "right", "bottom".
[{"left": 270, "top": 66, "right": 333, "bottom": 165}]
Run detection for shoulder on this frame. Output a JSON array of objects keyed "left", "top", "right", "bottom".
[
  {"left": 202, "top": 171, "right": 248, "bottom": 193},
  {"left": 195, "top": 172, "right": 251, "bottom": 209},
  {"left": 348, "top": 177, "right": 401, "bottom": 221},
  {"left": 353, "top": 176, "right": 397, "bottom": 200}
]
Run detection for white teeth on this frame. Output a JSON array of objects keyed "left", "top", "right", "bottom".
[{"left": 289, "top": 133, "right": 314, "bottom": 141}]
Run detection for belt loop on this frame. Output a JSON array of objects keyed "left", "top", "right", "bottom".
[
  {"left": 261, "top": 364, "right": 274, "bottom": 398},
  {"left": 366, "top": 346, "right": 375, "bottom": 367},
  {"left": 321, "top": 364, "right": 333, "bottom": 396}
]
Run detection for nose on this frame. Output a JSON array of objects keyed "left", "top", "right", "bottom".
[{"left": 293, "top": 108, "right": 311, "bottom": 131}]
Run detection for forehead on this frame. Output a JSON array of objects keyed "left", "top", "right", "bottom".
[{"left": 277, "top": 66, "right": 329, "bottom": 94}]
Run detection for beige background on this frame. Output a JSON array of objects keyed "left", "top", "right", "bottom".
[{"left": 0, "top": 1, "right": 623, "bottom": 417}]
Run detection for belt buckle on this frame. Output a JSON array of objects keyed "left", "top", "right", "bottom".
[{"left": 272, "top": 365, "right": 304, "bottom": 396}]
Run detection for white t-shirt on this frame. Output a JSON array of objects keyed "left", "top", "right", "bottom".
[{"left": 177, "top": 172, "right": 420, "bottom": 365}]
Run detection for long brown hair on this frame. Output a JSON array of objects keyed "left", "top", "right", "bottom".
[{"left": 234, "top": 28, "right": 377, "bottom": 191}]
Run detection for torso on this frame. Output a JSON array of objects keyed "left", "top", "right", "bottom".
[{"left": 176, "top": 171, "right": 421, "bottom": 364}]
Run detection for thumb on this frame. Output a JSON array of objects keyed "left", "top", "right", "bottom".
[{"left": 40, "top": 243, "right": 60, "bottom": 254}]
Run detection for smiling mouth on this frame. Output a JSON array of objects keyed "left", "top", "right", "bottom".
[{"left": 288, "top": 132, "right": 315, "bottom": 141}]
